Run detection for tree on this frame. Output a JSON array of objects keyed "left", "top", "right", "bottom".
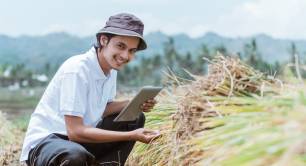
[
  {"left": 152, "top": 54, "right": 162, "bottom": 68},
  {"left": 288, "top": 42, "right": 302, "bottom": 77},
  {"left": 163, "top": 37, "right": 179, "bottom": 69},
  {"left": 194, "top": 44, "right": 211, "bottom": 74},
  {"left": 181, "top": 52, "right": 193, "bottom": 70},
  {"left": 245, "top": 39, "right": 258, "bottom": 65},
  {"left": 243, "top": 39, "right": 276, "bottom": 73},
  {"left": 44, "top": 62, "right": 51, "bottom": 76},
  {"left": 214, "top": 44, "right": 228, "bottom": 56},
  {"left": 273, "top": 61, "right": 282, "bottom": 76},
  {"left": 289, "top": 42, "right": 297, "bottom": 66},
  {"left": 244, "top": 39, "right": 261, "bottom": 69}
]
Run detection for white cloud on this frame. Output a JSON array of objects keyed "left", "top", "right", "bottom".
[
  {"left": 136, "top": 13, "right": 184, "bottom": 35},
  {"left": 137, "top": 13, "right": 209, "bottom": 38},
  {"left": 189, "top": 25, "right": 210, "bottom": 38},
  {"left": 3, "top": 0, "right": 305, "bottom": 39},
  {"left": 43, "top": 24, "right": 67, "bottom": 34},
  {"left": 211, "top": 0, "right": 306, "bottom": 39},
  {"left": 42, "top": 18, "right": 109, "bottom": 36},
  {"left": 136, "top": 0, "right": 306, "bottom": 39}
]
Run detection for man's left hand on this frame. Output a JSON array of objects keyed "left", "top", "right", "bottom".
[{"left": 140, "top": 98, "right": 157, "bottom": 112}]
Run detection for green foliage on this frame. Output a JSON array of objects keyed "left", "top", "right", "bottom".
[
  {"left": 12, "top": 114, "right": 31, "bottom": 132},
  {"left": 214, "top": 44, "right": 228, "bottom": 56},
  {"left": 0, "top": 87, "right": 43, "bottom": 109},
  {"left": 1, "top": 37, "right": 306, "bottom": 88},
  {"left": 243, "top": 39, "right": 282, "bottom": 75}
]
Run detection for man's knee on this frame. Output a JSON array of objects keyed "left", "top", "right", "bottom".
[
  {"left": 59, "top": 146, "right": 94, "bottom": 166},
  {"left": 137, "top": 112, "right": 146, "bottom": 128}
]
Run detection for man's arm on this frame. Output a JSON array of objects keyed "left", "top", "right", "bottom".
[
  {"left": 103, "top": 98, "right": 157, "bottom": 117},
  {"left": 103, "top": 100, "right": 129, "bottom": 117},
  {"left": 64, "top": 115, "right": 159, "bottom": 144}
]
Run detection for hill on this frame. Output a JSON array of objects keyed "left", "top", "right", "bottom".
[{"left": 0, "top": 32, "right": 306, "bottom": 70}]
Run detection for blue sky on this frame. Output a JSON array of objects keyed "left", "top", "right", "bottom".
[{"left": 0, "top": 0, "right": 305, "bottom": 39}]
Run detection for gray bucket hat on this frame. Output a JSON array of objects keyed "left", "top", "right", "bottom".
[{"left": 96, "top": 13, "right": 147, "bottom": 50}]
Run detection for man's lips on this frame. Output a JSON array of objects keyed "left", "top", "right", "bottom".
[{"left": 114, "top": 55, "right": 127, "bottom": 66}]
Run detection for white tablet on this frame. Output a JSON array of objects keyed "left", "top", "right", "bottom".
[{"left": 114, "top": 86, "right": 163, "bottom": 122}]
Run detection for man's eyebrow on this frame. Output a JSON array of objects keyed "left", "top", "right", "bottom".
[
  {"left": 117, "top": 41, "right": 138, "bottom": 50},
  {"left": 129, "top": 47, "right": 138, "bottom": 52},
  {"left": 117, "top": 41, "right": 127, "bottom": 47}
]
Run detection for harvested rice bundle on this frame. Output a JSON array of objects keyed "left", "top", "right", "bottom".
[
  {"left": 173, "top": 55, "right": 280, "bottom": 140},
  {"left": 127, "top": 55, "right": 306, "bottom": 166}
]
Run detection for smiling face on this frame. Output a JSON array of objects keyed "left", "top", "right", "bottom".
[{"left": 98, "top": 34, "right": 140, "bottom": 73}]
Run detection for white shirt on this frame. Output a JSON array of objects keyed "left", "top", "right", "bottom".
[{"left": 20, "top": 47, "right": 117, "bottom": 161}]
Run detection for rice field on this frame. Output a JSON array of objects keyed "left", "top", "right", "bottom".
[
  {"left": 1, "top": 55, "right": 306, "bottom": 166},
  {"left": 0, "top": 112, "right": 27, "bottom": 166},
  {"left": 0, "top": 88, "right": 37, "bottom": 165},
  {"left": 127, "top": 56, "right": 306, "bottom": 166}
]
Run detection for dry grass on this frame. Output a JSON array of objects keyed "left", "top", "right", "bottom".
[
  {"left": 1, "top": 55, "right": 306, "bottom": 166},
  {"left": 0, "top": 111, "right": 25, "bottom": 166},
  {"left": 127, "top": 55, "right": 306, "bottom": 166}
]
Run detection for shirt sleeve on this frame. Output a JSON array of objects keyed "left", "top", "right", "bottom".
[
  {"left": 107, "top": 73, "right": 117, "bottom": 103},
  {"left": 59, "top": 72, "right": 88, "bottom": 117}
]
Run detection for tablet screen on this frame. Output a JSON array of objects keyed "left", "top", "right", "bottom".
[{"left": 114, "top": 86, "right": 163, "bottom": 122}]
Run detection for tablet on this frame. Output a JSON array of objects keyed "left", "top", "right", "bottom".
[{"left": 114, "top": 86, "right": 163, "bottom": 122}]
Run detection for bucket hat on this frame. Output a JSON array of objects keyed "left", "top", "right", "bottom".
[{"left": 96, "top": 13, "right": 147, "bottom": 50}]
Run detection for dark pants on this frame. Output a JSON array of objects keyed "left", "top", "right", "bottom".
[{"left": 26, "top": 113, "right": 145, "bottom": 166}]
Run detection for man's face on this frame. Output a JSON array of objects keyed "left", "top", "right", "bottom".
[{"left": 100, "top": 35, "right": 140, "bottom": 71}]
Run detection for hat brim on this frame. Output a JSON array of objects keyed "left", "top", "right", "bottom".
[{"left": 97, "top": 27, "right": 147, "bottom": 51}]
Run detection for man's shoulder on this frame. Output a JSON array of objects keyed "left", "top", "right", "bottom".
[{"left": 60, "top": 51, "right": 91, "bottom": 75}]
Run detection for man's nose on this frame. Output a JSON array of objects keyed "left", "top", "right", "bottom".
[{"left": 120, "top": 51, "right": 129, "bottom": 62}]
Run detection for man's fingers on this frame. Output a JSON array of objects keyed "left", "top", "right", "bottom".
[
  {"left": 144, "top": 129, "right": 160, "bottom": 134},
  {"left": 143, "top": 128, "right": 152, "bottom": 133},
  {"left": 145, "top": 131, "right": 161, "bottom": 142},
  {"left": 140, "top": 99, "right": 157, "bottom": 112},
  {"left": 140, "top": 105, "right": 154, "bottom": 111},
  {"left": 141, "top": 103, "right": 155, "bottom": 110},
  {"left": 145, "top": 99, "right": 157, "bottom": 104},
  {"left": 147, "top": 103, "right": 155, "bottom": 107},
  {"left": 142, "top": 105, "right": 154, "bottom": 109},
  {"left": 138, "top": 129, "right": 161, "bottom": 143},
  {"left": 142, "top": 109, "right": 151, "bottom": 112},
  {"left": 142, "top": 103, "right": 155, "bottom": 107},
  {"left": 140, "top": 105, "right": 149, "bottom": 110},
  {"left": 140, "top": 99, "right": 157, "bottom": 111},
  {"left": 147, "top": 99, "right": 156, "bottom": 103}
]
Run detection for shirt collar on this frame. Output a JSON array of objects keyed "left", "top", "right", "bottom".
[{"left": 87, "top": 47, "right": 112, "bottom": 80}]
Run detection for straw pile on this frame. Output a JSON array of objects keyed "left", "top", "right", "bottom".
[
  {"left": 0, "top": 111, "right": 24, "bottom": 166},
  {"left": 127, "top": 55, "right": 306, "bottom": 166}
]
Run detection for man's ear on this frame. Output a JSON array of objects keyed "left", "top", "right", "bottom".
[{"left": 99, "top": 35, "right": 109, "bottom": 46}]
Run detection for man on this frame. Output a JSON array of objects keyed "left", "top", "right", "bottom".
[{"left": 20, "top": 13, "right": 160, "bottom": 166}]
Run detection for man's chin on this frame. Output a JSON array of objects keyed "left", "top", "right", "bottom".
[{"left": 112, "top": 64, "right": 124, "bottom": 71}]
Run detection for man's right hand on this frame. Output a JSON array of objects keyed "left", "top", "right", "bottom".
[{"left": 131, "top": 128, "right": 160, "bottom": 144}]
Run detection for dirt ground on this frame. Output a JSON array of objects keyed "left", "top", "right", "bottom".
[
  {"left": 0, "top": 110, "right": 27, "bottom": 166},
  {"left": 0, "top": 143, "right": 24, "bottom": 166}
]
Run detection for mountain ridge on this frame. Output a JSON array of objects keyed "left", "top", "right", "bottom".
[{"left": 0, "top": 31, "right": 305, "bottom": 69}]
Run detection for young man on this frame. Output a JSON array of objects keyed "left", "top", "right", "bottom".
[{"left": 20, "top": 13, "right": 159, "bottom": 166}]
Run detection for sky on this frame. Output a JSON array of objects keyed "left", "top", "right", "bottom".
[{"left": 0, "top": 0, "right": 305, "bottom": 39}]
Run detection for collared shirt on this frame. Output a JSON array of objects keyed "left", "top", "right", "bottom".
[{"left": 20, "top": 47, "right": 117, "bottom": 161}]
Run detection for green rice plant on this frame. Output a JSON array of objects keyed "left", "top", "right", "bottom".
[{"left": 127, "top": 55, "right": 306, "bottom": 166}]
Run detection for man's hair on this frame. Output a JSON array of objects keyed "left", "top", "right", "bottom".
[
  {"left": 95, "top": 33, "right": 142, "bottom": 50},
  {"left": 95, "top": 33, "right": 116, "bottom": 48}
]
